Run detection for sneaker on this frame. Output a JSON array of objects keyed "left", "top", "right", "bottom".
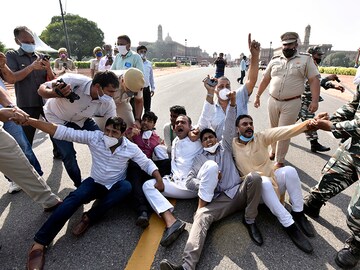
[{"left": 8, "top": 182, "right": 22, "bottom": 194}]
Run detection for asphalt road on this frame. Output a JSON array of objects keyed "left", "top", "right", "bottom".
[{"left": 0, "top": 66, "right": 356, "bottom": 270}]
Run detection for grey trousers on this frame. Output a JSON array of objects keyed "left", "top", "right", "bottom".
[
  {"left": 0, "top": 126, "right": 60, "bottom": 209},
  {"left": 182, "top": 172, "right": 262, "bottom": 270}
]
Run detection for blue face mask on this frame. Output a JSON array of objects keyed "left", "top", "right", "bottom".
[
  {"left": 96, "top": 52, "right": 103, "bottom": 57},
  {"left": 21, "top": 43, "right": 36, "bottom": 53},
  {"left": 239, "top": 134, "right": 254, "bottom": 142}
]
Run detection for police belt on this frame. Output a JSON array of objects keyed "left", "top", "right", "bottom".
[{"left": 270, "top": 94, "right": 301, "bottom": 102}]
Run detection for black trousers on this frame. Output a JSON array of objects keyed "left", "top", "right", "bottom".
[
  {"left": 127, "top": 159, "right": 171, "bottom": 214},
  {"left": 143, "top": 86, "right": 152, "bottom": 112}
]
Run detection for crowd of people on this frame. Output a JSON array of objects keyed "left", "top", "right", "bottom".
[{"left": 0, "top": 26, "right": 360, "bottom": 270}]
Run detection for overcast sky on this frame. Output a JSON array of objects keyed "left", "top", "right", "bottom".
[{"left": 1, "top": 0, "right": 359, "bottom": 60}]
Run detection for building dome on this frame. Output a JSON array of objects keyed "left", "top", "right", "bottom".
[{"left": 165, "top": 33, "right": 173, "bottom": 42}]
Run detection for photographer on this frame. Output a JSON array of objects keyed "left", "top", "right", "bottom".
[
  {"left": 98, "top": 44, "right": 114, "bottom": 71},
  {"left": 37, "top": 71, "right": 119, "bottom": 187},
  {"left": 54, "top": 47, "right": 76, "bottom": 76}
]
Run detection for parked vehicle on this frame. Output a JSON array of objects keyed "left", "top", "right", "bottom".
[
  {"left": 199, "top": 60, "right": 210, "bottom": 67},
  {"left": 259, "top": 61, "right": 267, "bottom": 70}
]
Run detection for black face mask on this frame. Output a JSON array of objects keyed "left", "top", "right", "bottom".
[
  {"left": 314, "top": 58, "right": 321, "bottom": 65},
  {"left": 282, "top": 48, "right": 296, "bottom": 58}
]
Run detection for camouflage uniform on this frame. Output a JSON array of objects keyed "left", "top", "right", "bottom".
[
  {"left": 309, "top": 85, "right": 360, "bottom": 231},
  {"left": 298, "top": 78, "right": 334, "bottom": 141}
]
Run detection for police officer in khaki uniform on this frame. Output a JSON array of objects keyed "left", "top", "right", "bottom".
[{"left": 254, "top": 32, "right": 320, "bottom": 168}]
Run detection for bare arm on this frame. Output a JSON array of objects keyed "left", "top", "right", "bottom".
[
  {"left": 245, "top": 33, "right": 260, "bottom": 94},
  {"left": 0, "top": 53, "right": 16, "bottom": 83},
  {"left": 308, "top": 76, "right": 320, "bottom": 113},
  {"left": 253, "top": 75, "right": 271, "bottom": 108},
  {"left": 38, "top": 81, "right": 72, "bottom": 99},
  {"left": 0, "top": 85, "right": 16, "bottom": 107}
]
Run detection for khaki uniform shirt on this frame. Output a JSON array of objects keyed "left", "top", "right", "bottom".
[{"left": 264, "top": 52, "right": 320, "bottom": 100}]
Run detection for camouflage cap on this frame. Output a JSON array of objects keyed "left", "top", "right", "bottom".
[
  {"left": 307, "top": 46, "right": 324, "bottom": 55},
  {"left": 280, "top": 32, "right": 299, "bottom": 44}
]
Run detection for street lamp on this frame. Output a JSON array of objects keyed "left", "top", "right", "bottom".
[
  {"left": 268, "top": 41, "right": 272, "bottom": 63},
  {"left": 185, "top": 39, "right": 187, "bottom": 65}
]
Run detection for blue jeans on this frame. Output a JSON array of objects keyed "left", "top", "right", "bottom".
[
  {"left": 52, "top": 118, "right": 99, "bottom": 187},
  {"left": 3, "top": 121, "right": 43, "bottom": 176},
  {"left": 34, "top": 177, "right": 132, "bottom": 246}
]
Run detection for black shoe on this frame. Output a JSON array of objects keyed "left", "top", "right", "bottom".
[
  {"left": 237, "top": 78, "right": 241, "bottom": 83},
  {"left": 310, "top": 140, "right": 330, "bottom": 153},
  {"left": 291, "top": 211, "right": 315, "bottom": 237},
  {"left": 160, "top": 259, "right": 184, "bottom": 270},
  {"left": 284, "top": 223, "right": 313, "bottom": 253},
  {"left": 160, "top": 220, "right": 185, "bottom": 247},
  {"left": 335, "top": 236, "right": 360, "bottom": 269},
  {"left": 243, "top": 218, "right": 263, "bottom": 246},
  {"left": 303, "top": 195, "right": 324, "bottom": 218},
  {"left": 136, "top": 211, "right": 149, "bottom": 228}
]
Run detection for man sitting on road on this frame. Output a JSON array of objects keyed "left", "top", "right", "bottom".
[
  {"left": 143, "top": 114, "right": 203, "bottom": 247},
  {"left": 126, "top": 111, "right": 171, "bottom": 228},
  {"left": 160, "top": 91, "right": 262, "bottom": 270},
  {"left": 16, "top": 116, "right": 165, "bottom": 270}
]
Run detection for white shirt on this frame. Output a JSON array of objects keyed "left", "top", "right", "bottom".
[
  {"left": 171, "top": 136, "right": 202, "bottom": 185},
  {"left": 143, "top": 60, "right": 155, "bottom": 91},
  {"left": 43, "top": 74, "right": 116, "bottom": 128},
  {"left": 198, "top": 85, "right": 249, "bottom": 138},
  {"left": 98, "top": 55, "right": 114, "bottom": 71},
  {"left": 354, "top": 66, "right": 360, "bottom": 85},
  {"left": 54, "top": 125, "right": 158, "bottom": 189}
]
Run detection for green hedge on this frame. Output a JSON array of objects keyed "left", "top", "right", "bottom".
[
  {"left": 318, "top": 67, "right": 357, "bottom": 76},
  {"left": 50, "top": 61, "right": 91, "bottom": 69},
  {"left": 153, "top": 62, "right": 177, "bottom": 68}
]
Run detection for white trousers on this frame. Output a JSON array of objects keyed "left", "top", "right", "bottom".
[
  {"left": 261, "top": 166, "right": 303, "bottom": 227},
  {"left": 142, "top": 161, "right": 219, "bottom": 215}
]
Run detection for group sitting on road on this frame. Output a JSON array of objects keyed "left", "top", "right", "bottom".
[{"left": 1, "top": 26, "right": 360, "bottom": 270}]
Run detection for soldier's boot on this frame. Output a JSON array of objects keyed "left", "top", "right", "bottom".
[
  {"left": 335, "top": 236, "right": 360, "bottom": 269},
  {"left": 310, "top": 139, "right": 330, "bottom": 152},
  {"left": 303, "top": 194, "right": 325, "bottom": 218}
]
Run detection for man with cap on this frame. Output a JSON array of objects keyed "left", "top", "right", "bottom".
[
  {"left": 254, "top": 31, "right": 320, "bottom": 169},
  {"left": 37, "top": 70, "right": 119, "bottom": 187},
  {"left": 54, "top": 47, "right": 76, "bottom": 76},
  {"left": 90, "top": 46, "right": 103, "bottom": 78},
  {"left": 112, "top": 67, "right": 145, "bottom": 129},
  {"left": 298, "top": 46, "right": 344, "bottom": 153}
]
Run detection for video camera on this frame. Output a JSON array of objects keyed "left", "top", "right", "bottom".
[{"left": 54, "top": 78, "right": 80, "bottom": 103}]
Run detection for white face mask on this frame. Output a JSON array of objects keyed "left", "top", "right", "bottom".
[
  {"left": 140, "top": 53, "right": 146, "bottom": 59},
  {"left": 218, "top": 88, "right": 230, "bottom": 100},
  {"left": 203, "top": 142, "right": 220, "bottom": 154},
  {"left": 117, "top": 45, "right": 128, "bottom": 55},
  {"left": 103, "top": 135, "right": 119, "bottom": 148},
  {"left": 21, "top": 43, "right": 36, "bottom": 53},
  {"left": 142, "top": 130, "right": 152, "bottom": 139},
  {"left": 98, "top": 89, "right": 113, "bottom": 103}
]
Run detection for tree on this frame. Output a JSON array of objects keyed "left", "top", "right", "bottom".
[
  {"left": 322, "top": 52, "right": 351, "bottom": 67},
  {"left": 0, "top": 41, "right": 6, "bottom": 53},
  {"left": 40, "top": 14, "right": 104, "bottom": 60}
]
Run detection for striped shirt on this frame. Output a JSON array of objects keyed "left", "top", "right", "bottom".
[{"left": 54, "top": 125, "right": 158, "bottom": 189}]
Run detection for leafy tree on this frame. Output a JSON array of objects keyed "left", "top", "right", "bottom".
[
  {"left": 0, "top": 41, "right": 5, "bottom": 53},
  {"left": 40, "top": 14, "right": 104, "bottom": 60},
  {"left": 322, "top": 52, "right": 351, "bottom": 67}
]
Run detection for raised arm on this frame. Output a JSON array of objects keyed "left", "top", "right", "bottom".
[{"left": 244, "top": 33, "right": 261, "bottom": 95}]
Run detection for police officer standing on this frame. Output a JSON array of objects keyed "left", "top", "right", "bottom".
[
  {"left": 298, "top": 46, "right": 344, "bottom": 153},
  {"left": 254, "top": 32, "right": 320, "bottom": 168}
]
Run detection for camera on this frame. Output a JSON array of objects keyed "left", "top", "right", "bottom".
[
  {"left": 54, "top": 78, "right": 80, "bottom": 103},
  {"left": 42, "top": 54, "right": 50, "bottom": 61},
  {"left": 335, "top": 78, "right": 341, "bottom": 83},
  {"left": 203, "top": 77, "right": 218, "bottom": 87},
  {"left": 62, "top": 62, "right": 68, "bottom": 69}
]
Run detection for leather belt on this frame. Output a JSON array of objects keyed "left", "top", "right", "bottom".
[{"left": 270, "top": 94, "right": 301, "bottom": 102}]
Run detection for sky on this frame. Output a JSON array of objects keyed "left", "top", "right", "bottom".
[{"left": 1, "top": 0, "right": 359, "bottom": 60}]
